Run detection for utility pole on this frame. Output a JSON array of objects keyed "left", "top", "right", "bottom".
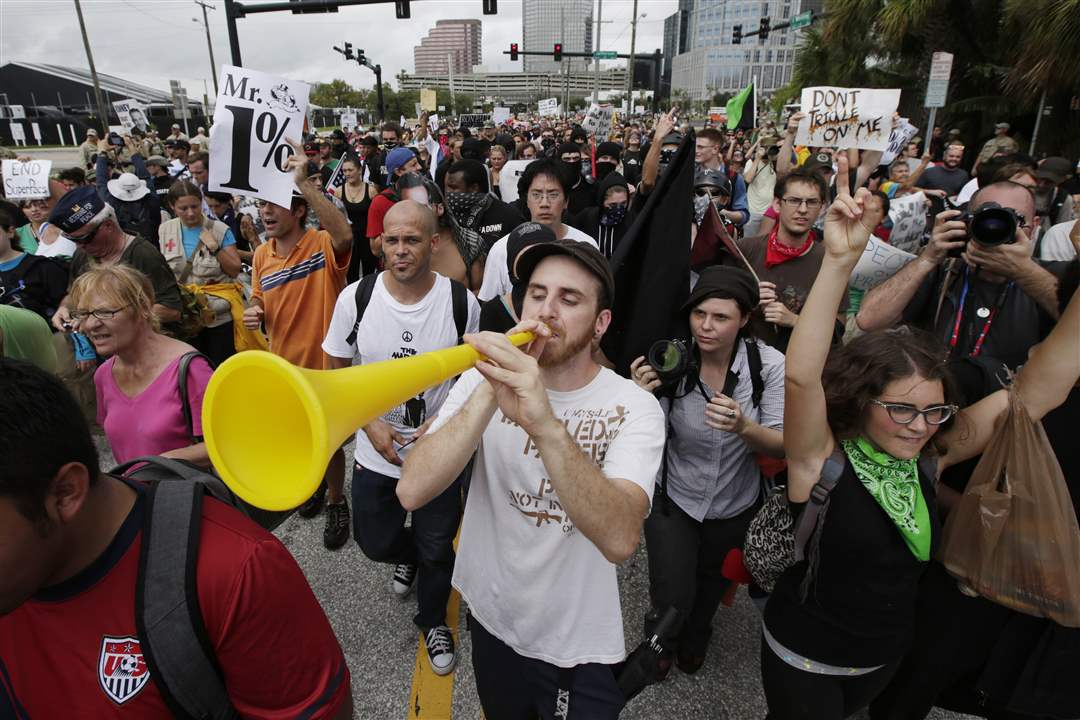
[
  {"left": 73, "top": 0, "right": 110, "bottom": 133},
  {"left": 194, "top": 1, "right": 219, "bottom": 93},
  {"left": 447, "top": 52, "right": 456, "bottom": 116},
  {"left": 592, "top": 0, "right": 604, "bottom": 103},
  {"left": 1030, "top": 89, "right": 1047, "bottom": 155},
  {"left": 625, "top": 0, "right": 638, "bottom": 107}
]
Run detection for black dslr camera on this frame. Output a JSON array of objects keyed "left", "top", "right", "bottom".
[
  {"left": 963, "top": 202, "right": 1023, "bottom": 247},
  {"left": 107, "top": 131, "right": 124, "bottom": 147},
  {"left": 647, "top": 339, "right": 693, "bottom": 390}
]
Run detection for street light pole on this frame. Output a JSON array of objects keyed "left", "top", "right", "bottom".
[
  {"left": 592, "top": 0, "right": 603, "bottom": 103},
  {"left": 195, "top": 1, "right": 219, "bottom": 93},
  {"left": 625, "top": 0, "right": 638, "bottom": 106},
  {"left": 72, "top": 0, "right": 111, "bottom": 133}
]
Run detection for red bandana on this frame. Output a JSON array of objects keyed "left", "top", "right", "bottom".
[{"left": 764, "top": 226, "right": 816, "bottom": 268}]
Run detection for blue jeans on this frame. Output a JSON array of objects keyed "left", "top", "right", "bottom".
[{"left": 350, "top": 464, "right": 461, "bottom": 629}]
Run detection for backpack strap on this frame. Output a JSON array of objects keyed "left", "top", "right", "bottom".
[
  {"left": 344, "top": 272, "right": 379, "bottom": 346},
  {"left": 449, "top": 278, "right": 469, "bottom": 344},
  {"left": 792, "top": 447, "right": 846, "bottom": 563},
  {"left": 917, "top": 452, "right": 939, "bottom": 488},
  {"left": 744, "top": 338, "right": 764, "bottom": 408},
  {"left": 177, "top": 351, "right": 214, "bottom": 443},
  {"left": 135, "top": 481, "right": 238, "bottom": 720}
]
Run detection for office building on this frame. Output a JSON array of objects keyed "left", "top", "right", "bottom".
[
  {"left": 671, "top": 0, "right": 824, "bottom": 101},
  {"left": 661, "top": 0, "right": 695, "bottom": 98},
  {"left": 414, "top": 19, "right": 482, "bottom": 75},
  {"left": 522, "top": 0, "right": 593, "bottom": 74},
  {"left": 399, "top": 68, "right": 630, "bottom": 104}
]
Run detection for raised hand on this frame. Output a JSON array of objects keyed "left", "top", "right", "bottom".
[{"left": 822, "top": 152, "right": 886, "bottom": 265}]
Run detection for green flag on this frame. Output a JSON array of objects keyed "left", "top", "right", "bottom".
[{"left": 725, "top": 81, "right": 755, "bottom": 129}]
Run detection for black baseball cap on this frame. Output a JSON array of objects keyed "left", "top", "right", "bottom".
[
  {"left": 514, "top": 239, "right": 615, "bottom": 310},
  {"left": 506, "top": 222, "right": 557, "bottom": 280},
  {"left": 680, "top": 265, "right": 759, "bottom": 316}
]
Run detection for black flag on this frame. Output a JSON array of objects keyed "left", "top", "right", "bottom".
[{"left": 601, "top": 131, "right": 695, "bottom": 376}]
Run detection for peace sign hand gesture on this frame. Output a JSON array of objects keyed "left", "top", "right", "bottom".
[{"left": 822, "top": 151, "right": 886, "bottom": 266}]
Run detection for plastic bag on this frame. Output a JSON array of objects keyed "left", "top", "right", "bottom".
[{"left": 938, "top": 386, "right": 1080, "bottom": 627}]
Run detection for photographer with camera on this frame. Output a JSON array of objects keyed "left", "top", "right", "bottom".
[
  {"left": 630, "top": 265, "right": 785, "bottom": 677},
  {"left": 856, "top": 180, "right": 1064, "bottom": 369}
]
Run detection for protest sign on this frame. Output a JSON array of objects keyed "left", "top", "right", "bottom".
[
  {"left": 209, "top": 64, "right": 310, "bottom": 207},
  {"left": 31, "top": 123, "right": 41, "bottom": 145},
  {"left": 459, "top": 114, "right": 489, "bottom": 128},
  {"left": 708, "top": 106, "right": 726, "bottom": 123},
  {"left": 9, "top": 123, "right": 26, "bottom": 146},
  {"left": 339, "top": 112, "right": 357, "bottom": 129},
  {"left": 795, "top": 87, "right": 900, "bottom": 150},
  {"left": 9, "top": 106, "right": 25, "bottom": 119},
  {"left": 498, "top": 159, "right": 533, "bottom": 203},
  {"left": 2, "top": 159, "right": 52, "bottom": 199},
  {"left": 880, "top": 118, "right": 919, "bottom": 166},
  {"left": 888, "top": 192, "right": 930, "bottom": 253},
  {"left": 112, "top": 98, "right": 150, "bottom": 133},
  {"left": 427, "top": 114, "right": 439, "bottom": 133},
  {"left": 492, "top": 107, "right": 511, "bottom": 125},
  {"left": 850, "top": 236, "right": 917, "bottom": 291},
  {"left": 538, "top": 98, "right": 559, "bottom": 117},
  {"left": 420, "top": 88, "right": 437, "bottom": 113},
  {"left": 582, "top": 104, "right": 614, "bottom": 139}
]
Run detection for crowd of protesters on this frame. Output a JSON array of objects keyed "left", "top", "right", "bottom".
[{"left": 2, "top": 97, "right": 1079, "bottom": 720}]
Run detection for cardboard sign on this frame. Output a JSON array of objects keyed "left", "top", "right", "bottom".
[
  {"left": 459, "top": 114, "right": 488, "bottom": 129},
  {"left": 209, "top": 65, "right": 311, "bottom": 207},
  {"left": 492, "top": 107, "right": 511, "bottom": 126},
  {"left": 880, "top": 118, "right": 919, "bottom": 166},
  {"left": 112, "top": 98, "right": 150, "bottom": 133},
  {"left": 339, "top": 112, "right": 357, "bottom": 129},
  {"left": 498, "top": 159, "right": 533, "bottom": 203},
  {"left": 888, "top": 192, "right": 930, "bottom": 253},
  {"left": 9, "top": 123, "right": 25, "bottom": 143},
  {"left": 795, "top": 87, "right": 900, "bottom": 150},
  {"left": 420, "top": 88, "right": 437, "bottom": 113},
  {"left": 538, "top": 98, "right": 559, "bottom": 117},
  {"left": 582, "top": 104, "right": 614, "bottom": 139},
  {"left": 2, "top": 159, "right": 52, "bottom": 199},
  {"left": 850, "top": 236, "right": 917, "bottom": 291}
]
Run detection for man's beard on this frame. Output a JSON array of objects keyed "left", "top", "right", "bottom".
[{"left": 537, "top": 321, "right": 594, "bottom": 367}]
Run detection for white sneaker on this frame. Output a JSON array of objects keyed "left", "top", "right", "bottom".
[
  {"left": 392, "top": 563, "right": 417, "bottom": 597},
  {"left": 424, "top": 625, "right": 457, "bottom": 676}
]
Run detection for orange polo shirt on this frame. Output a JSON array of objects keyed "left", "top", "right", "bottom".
[{"left": 251, "top": 229, "right": 350, "bottom": 369}]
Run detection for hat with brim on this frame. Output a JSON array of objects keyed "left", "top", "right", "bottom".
[
  {"left": 1035, "top": 156, "right": 1072, "bottom": 185},
  {"left": 506, "top": 222, "right": 557, "bottom": 280},
  {"left": 680, "top": 265, "right": 759, "bottom": 316},
  {"left": 386, "top": 146, "right": 417, "bottom": 175},
  {"left": 107, "top": 172, "right": 150, "bottom": 202},
  {"left": 802, "top": 152, "right": 834, "bottom": 174},
  {"left": 49, "top": 186, "right": 107, "bottom": 234},
  {"left": 145, "top": 155, "right": 170, "bottom": 169},
  {"left": 514, "top": 239, "right": 615, "bottom": 309}
]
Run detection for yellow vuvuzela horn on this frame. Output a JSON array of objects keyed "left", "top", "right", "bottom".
[{"left": 202, "top": 331, "right": 535, "bottom": 510}]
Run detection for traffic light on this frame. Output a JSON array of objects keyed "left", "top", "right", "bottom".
[
  {"left": 510, "top": 43, "right": 519, "bottom": 61},
  {"left": 759, "top": 16, "right": 770, "bottom": 41},
  {"left": 343, "top": 42, "right": 353, "bottom": 60},
  {"left": 395, "top": 0, "right": 410, "bottom": 19},
  {"left": 553, "top": 43, "right": 562, "bottom": 62},
  {"left": 482, "top": 0, "right": 498, "bottom": 13},
  {"left": 290, "top": 0, "right": 337, "bottom": 13},
  {"left": 732, "top": 24, "right": 742, "bottom": 45},
  {"left": 356, "top": 48, "right": 366, "bottom": 66}
]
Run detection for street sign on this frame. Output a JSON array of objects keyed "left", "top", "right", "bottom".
[
  {"left": 791, "top": 11, "right": 813, "bottom": 29},
  {"left": 593, "top": 51, "right": 618, "bottom": 59},
  {"left": 924, "top": 51, "right": 953, "bottom": 108}
]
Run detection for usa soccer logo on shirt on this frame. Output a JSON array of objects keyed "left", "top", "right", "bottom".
[{"left": 98, "top": 636, "right": 150, "bottom": 704}]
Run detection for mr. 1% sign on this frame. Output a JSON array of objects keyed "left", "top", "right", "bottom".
[{"left": 208, "top": 65, "right": 310, "bottom": 207}]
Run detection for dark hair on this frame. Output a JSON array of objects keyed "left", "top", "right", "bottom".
[
  {"left": 697, "top": 127, "right": 723, "bottom": 144},
  {"left": 380, "top": 122, "right": 402, "bottom": 138},
  {"left": 871, "top": 189, "right": 891, "bottom": 217},
  {"left": 774, "top": 167, "right": 828, "bottom": 203},
  {"left": 823, "top": 328, "right": 959, "bottom": 446},
  {"left": 188, "top": 151, "right": 209, "bottom": 168},
  {"left": 57, "top": 167, "right": 86, "bottom": 185},
  {"left": 204, "top": 191, "right": 232, "bottom": 204},
  {"left": 519, "top": 158, "right": 570, "bottom": 197},
  {"left": 167, "top": 180, "right": 203, "bottom": 206},
  {"left": 0, "top": 359, "right": 100, "bottom": 521},
  {"left": 446, "top": 159, "right": 488, "bottom": 191},
  {"left": 0, "top": 199, "right": 20, "bottom": 230}
]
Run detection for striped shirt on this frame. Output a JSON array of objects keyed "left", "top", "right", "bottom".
[{"left": 662, "top": 338, "right": 785, "bottom": 521}]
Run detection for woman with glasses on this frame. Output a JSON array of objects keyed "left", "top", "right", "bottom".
[
  {"left": 763, "top": 161, "right": 1080, "bottom": 720},
  {"left": 69, "top": 263, "right": 213, "bottom": 466}
]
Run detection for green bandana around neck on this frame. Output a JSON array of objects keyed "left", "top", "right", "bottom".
[{"left": 841, "top": 437, "right": 931, "bottom": 561}]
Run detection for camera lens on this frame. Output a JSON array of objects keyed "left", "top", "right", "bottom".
[
  {"left": 970, "top": 205, "right": 1016, "bottom": 246},
  {"left": 647, "top": 340, "right": 688, "bottom": 381}
]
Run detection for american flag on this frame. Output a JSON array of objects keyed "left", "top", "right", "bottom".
[{"left": 324, "top": 154, "right": 346, "bottom": 192}]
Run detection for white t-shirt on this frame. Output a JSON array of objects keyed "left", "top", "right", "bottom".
[
  {"left": 36, "top": 229, "right": 78, "bottom": 258},
  {"left": 322, "top": 272, "right": 480, "bottom": 478},
  {"left": 1039, "top": 219, "right": 1077, "bottom": 262},
  {"left": 430, "top": 367, "right": 665, "bottom": 667},
  {"left": 477, "top": 224, "right": 597, "bottom": 302}
]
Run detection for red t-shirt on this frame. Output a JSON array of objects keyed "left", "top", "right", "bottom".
[
  {"left": 365, "top": 189, "right": 397, "bottom": 240},
  {"left": 0, "top": 483, "right": 350, "bottom": 718}
]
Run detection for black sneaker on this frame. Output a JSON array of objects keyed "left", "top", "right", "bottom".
[
  {"left": 392, "top": 563, "right": 417, "bottom": 597},
  {"left": 424, "top": 625, "right": 457, "bottom": 676},
  {"left": 323, "top": 500, "right": 350, "bottom": 550},
  {"left": 297, "top": 480, "right": 327, "bottom": 519}
]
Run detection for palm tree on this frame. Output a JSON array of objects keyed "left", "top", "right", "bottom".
[{"left": 1002, "top": 0, "right": 1080, "bottom": 100}]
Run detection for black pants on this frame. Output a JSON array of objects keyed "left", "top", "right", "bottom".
[
  {"left": 346, "top": 228, "right": 378, "bottom": 284},
  {"left": 643, "top": 498, "right": 758, "bottom": 657},
  {"left": 470, "top": 618, "right": 625, "bottom": 720},
  {"left": 350, "top": 464, "right": 461, "bottom": 629},
  {"left": 192, "top": 321, "right": 234, "bottom": 367},
  {"left": 761, "top": 636, "right": 900, "bottom": 720}
]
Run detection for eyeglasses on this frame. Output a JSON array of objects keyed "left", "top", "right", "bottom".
[
  {"left": 528, "top": 190, "right": 563, "bottom": 203},
  {"left": 68, "top": 221, "right": 106, "bottom": 245},
  {"left": 780, "top": 197, "right": 823, "bottom": 210},
  {"left": 71, "top": 305, "right": 128, "bottom": 322},
  {"left": 870, "top": 400, "right": 958, "bottom": 425}
]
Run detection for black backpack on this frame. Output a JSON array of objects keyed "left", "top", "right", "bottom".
[
  {"left": 344, "top": 271, "right": 469, "bottom": 346},
  {"left": 107, "top": 352, "right": 292, "bottom": 719}
]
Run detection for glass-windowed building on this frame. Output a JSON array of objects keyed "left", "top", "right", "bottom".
[{"left": 522, "top": 0, "right": 593, "bottom": 74}]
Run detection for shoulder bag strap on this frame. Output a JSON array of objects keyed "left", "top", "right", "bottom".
[
  {"left": 135, "top": 481, "right": 238, "bottom": 720},
  {"left": 450, "top": 279, "right": 469, "bottom": 344},
  {"left": 177, "top": 351, "right": 214, "bottom": 443},
  {"left": 792, "top": 447, "right": 846, "bottom": 563},
  {"left": 345, "top": 272, "right": 379, "bottom": 346}
]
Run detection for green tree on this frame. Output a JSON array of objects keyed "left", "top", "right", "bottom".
[{"left": 310, "top": 79, "right": 364, "bottom": 108}]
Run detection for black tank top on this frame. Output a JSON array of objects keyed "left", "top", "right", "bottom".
[{"left": 340, "top": 182, "right": 372, "bottom": 227}]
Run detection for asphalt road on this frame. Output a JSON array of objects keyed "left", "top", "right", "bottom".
[{"left": 92, "top": 433, "right": 977, "bottom": 720}]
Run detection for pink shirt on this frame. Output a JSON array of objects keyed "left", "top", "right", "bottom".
[{"left": 95, "top": 354, "right": 213, "bottom": 464}]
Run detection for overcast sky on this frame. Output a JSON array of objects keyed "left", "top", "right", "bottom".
[{"left": 0, "top": 0, "right": 676, "bottom": 103}]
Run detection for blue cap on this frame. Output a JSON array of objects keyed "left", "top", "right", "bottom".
[
  {"left": 386, "top": 146, "right": 416, "bottom": 176},
  {"left": 49, "top": 186, "right": 106, "bottom": 234}
]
